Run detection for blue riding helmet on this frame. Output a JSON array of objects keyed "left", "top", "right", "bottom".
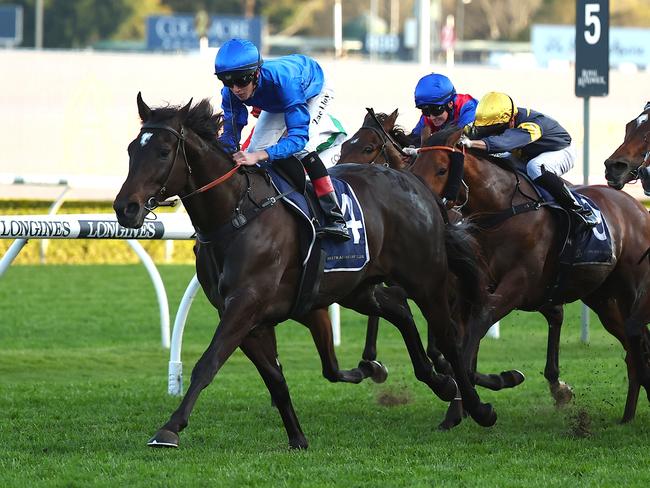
[
  {"left": 214, "top": 38, "right": 263, "bottom": 78},
  {"left": 414, "top": 73, "right": 456, "bottom": 108}
]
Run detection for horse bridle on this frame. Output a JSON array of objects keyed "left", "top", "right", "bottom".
[
  {"left": 418, "top": 144, "right": 469, "bottom": 208},
  {"left": 358, "top": 125, "right": 394, "bottom": 167},
  {"left": 139, "top": 123, "right": 240, "bottom": 210}
]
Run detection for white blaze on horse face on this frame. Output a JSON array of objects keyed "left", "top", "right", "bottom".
[
  {"left": 140, "top": 132, "right": 153, "bottom": 146},
  {"left": 636, "top": 114, "right": 648, "bottom": 128},
  {"left": 349, "top": 137, "right": 359, "bottom": 145}
]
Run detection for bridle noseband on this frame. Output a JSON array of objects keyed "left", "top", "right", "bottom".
[{"left": 139, "top": 123, "right": 240, "bottom": 211}]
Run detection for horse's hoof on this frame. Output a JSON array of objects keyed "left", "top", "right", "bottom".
[
  {"left": 504, "top": 370, "right": 526, "bottom": 387},
  {"left": 470, "top": 403, "right": 497, "bottom": 427},
  {"left": 438, "top": 415, "right": 462, "bottom": 431},
  {"left": 147, "top": 429, "right": 179, "bottom": 448},
  {"left": 550, "top": 380, "right": 573, "bottom": 406},
  {"left": 289, "top": 436, "right": 309, "bottom": 450},
  {"left": 358, "top": 360, "right": 388, "bottom": 383},
  {"left": 436, "top": 375, "right": 458, "bottom": 402}
]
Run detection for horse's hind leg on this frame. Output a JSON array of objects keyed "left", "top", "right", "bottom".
[
  {"left": 341, "top": 285, "right": 458, "bottom": 402},
  {"left": 240, "top": 325, "right": 308, "bottom": 449}
]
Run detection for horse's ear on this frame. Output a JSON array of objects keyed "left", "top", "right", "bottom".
[
  {"left": 179, "top": 98, "right": 193, "bottom": 122},
  {"left": 383, "top": 109, "right": 399, "bottom": 129},
  {"left": 137, "top": 92, "right": 151, "bottom": 123}
]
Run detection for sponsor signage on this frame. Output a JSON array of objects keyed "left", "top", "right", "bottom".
[
  {"left": 575, "top": 0, "right": 609, "bottom": 97},
  {"left": 365, "top": 33, "right": 400, "bottom": 54},
  {"left": 146, "top": 14, "right": 263, "bottom": 51},
  {"left": 0, "top": 215, "right": 195, "bottom": 240},
  {"left": 0, "top": 5, "right": 22, "bottom": 47},
  {"left": 532, "top": 24, "right": 646, "bottom": 71}
]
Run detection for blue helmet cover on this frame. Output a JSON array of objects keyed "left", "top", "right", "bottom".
[
  {"left": 214, "top": 38, "right": 262, "bottom": 75},
  {"left": 414, "top": 73, "right": 456, "bottom": 107}
]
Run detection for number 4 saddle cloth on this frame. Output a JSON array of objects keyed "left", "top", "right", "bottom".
[{"left": 264, "top": 164, "right": 370, "bottom": 272}]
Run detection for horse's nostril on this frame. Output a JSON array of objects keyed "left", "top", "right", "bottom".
[{"left": 125, "top": 202, "right": 140, "bottom": 218}]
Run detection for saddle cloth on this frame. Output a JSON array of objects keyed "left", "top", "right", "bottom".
[
  {"left": 265, "top": 165, "right": 370, "bottom": 272},
  {"left": 531, "top": 176, "right": 614, "bottom": 266}
]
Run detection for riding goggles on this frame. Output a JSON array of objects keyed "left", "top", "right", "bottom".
[
  {"left": 218, "top": 72, "right": 255, "bottom": 88},
  {"left": 420, "top": 104, "right": 447, "bottom": 117}
]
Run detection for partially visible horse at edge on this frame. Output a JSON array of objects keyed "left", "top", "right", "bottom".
[
  {"left": 113, "top": 94, "right": 494, "bottom": 450},
  {"left": 605, "top": 102, "right": 650, "bottom": 195}
]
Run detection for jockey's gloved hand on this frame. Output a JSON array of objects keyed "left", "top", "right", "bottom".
[
  {"left": 458, "top": 135, "right": 472, "bottom": 148},
  {"left": 402, "top": 146, "right": 418, "bottom": 156}
]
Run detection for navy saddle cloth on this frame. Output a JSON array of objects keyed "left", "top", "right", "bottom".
[
  {"left": 263, "top": 164, "right": 370, "bottom": 272},
  {"left": 522, "top": 171, "right": 614, "bottom": 266}
]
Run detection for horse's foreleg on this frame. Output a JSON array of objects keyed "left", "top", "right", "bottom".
[
  {"left": 148, "top": 297, "right": 258, "bottom": 448},
  {"left": 240, "top": 325, "right": 308, "bottom": 449},
  {"left": 538, "top": 304, "right": 573, "bottom": 405},
  {"left": 300, "top": 308, "right": 365, "bottom": 384},
  {"left": 585, "top": 296, "right": 641, "bottom": 423},
  {"left": 419, "top": 290, "right": 496, "bottom": 429}
]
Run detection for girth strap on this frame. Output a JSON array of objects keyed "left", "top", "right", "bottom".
[
  {"left": 196, "top": 188, "right": 295, "bottom": 244},
  {"left": 472, "top": 201, "right": 549, "bottom": 229}
]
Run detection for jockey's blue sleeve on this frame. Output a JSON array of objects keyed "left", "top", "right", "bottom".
[
  {"left": 218, "top": 87, "right": 249, "bottom": 153},
  {"left": 411, "top": 116, "right": 425, "bottom": 139},
  {"left": 457, "top": 98, "right": 478, "bottom": 128},
  {"left": 264, "top": 82, "right": 310, "bottom": 160}
]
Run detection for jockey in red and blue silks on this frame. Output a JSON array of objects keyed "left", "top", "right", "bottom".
[
  {"left": 409, "top": 73, "right": 477, "bottom": 144},
  {"left": 215, "top": 38, "right": 349, "bottom": 241}
]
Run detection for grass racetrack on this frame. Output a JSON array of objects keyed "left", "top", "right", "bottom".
[{"left": 1, "top": 264, "right": 650, "bottom": 487}]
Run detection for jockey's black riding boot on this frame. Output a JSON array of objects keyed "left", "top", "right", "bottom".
[
  {"left": 301, "top": 151, "right": 350, "bottom": 241},
  {"left": 316, "top": 191, "right": 350, "bottom": 241},
  {"left": 534, "top": 171, "right": 600, "bottom": 228}
]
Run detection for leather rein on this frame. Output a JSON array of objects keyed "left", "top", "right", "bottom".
[{"left": 140, "top": 123, "right": 241, "bottom": 211}]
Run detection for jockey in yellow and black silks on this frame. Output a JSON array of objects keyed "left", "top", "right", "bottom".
[{"left": 461, "top": 92, "right": 599, "bottom": 227}]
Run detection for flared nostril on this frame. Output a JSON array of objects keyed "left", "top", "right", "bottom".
[{"left": 125, "top": 202, "right": 140, "bottom": 218}]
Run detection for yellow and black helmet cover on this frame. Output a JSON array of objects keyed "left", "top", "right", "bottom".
[{"left": 470, "top": 92, "right": 515, "bottom": 138}]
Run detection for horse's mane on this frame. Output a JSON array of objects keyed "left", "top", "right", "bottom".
[
  {"left": 422, "top": 125, "right": 463, "bottom": 147},
  {"left": 149, "top": 99, "right": 225, "bottom": 152},
  {"left": 423, "top": 126, "right": 519, "bottom": 175},
  {"left": 371, "top": 112, "right": 413, "bottom": 147}
]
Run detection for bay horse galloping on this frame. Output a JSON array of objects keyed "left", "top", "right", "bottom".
[
  {"left": 415, "top": 126, "right": 650, "bottom": 426},
  {"left": 113, "top": 94, "right": 493, "bottom": 450}
]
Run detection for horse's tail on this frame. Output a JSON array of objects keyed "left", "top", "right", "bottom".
[{"left": 444, "top": 221, "right": 488, "bottom": 321}]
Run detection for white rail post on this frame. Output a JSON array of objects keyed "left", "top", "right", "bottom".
[
  {"left": 168, "top": 274, "right": 201, "bottom": 396},
  {"left": 0, "top": 239, "right": 29, "bottom": 276},
  {"left": 126, "top": 240, "right": 170, "bottom": 349}
]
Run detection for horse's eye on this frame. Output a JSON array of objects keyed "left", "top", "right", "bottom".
[
  {"left": 437, "top": 168, "right": 448, "bottom": 176},
  {"left": 362, "top": 146, "right": 374, "bottom": 154},
  {"left": 159, "top": 149, "right": 171, "bottom": 159}
]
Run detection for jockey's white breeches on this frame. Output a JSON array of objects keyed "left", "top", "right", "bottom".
[
  {"left": 246, "top": 78, "right": 345, "bottom": 166},
  {"left": 526, "top": 143, "right": 577, "bottom": 180}
]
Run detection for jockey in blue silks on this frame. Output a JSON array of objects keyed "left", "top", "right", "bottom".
[{"left": 215, "top": 38, "right": 349, "bottom": 241}]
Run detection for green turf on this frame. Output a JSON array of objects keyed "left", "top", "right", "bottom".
[{"left": 1, "top": 265, "right": 649, "bottom": 487}]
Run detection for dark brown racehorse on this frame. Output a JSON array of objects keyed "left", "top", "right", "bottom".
[
  {"left": 413, "top": 126, "right": 650, "bottom": 426},
  {"left": 605, "top": 102, "right": 650, "bottom": 194},
  {"left": 113, "top": 94, "right": 493, "bottom": 450}
]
